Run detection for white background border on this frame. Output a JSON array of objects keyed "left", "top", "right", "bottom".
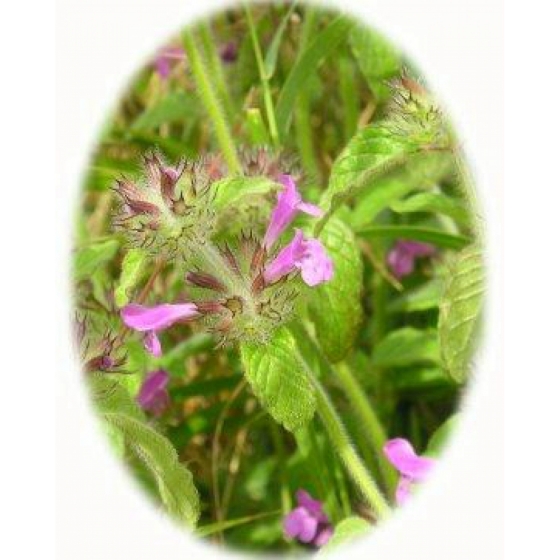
[{"left": 54, "top": 0, "right": 502, "bottom": 558}]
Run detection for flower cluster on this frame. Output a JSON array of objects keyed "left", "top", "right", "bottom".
[
  {"left": 119, "top": 171, "right": 333, "bottom": 352},
  {"left": 283, "top": 490, "right": 333, "bottom": 547},
  {"left": 384, "top": 438, "right": 435, "bottom": 505},
  {"left": 113, "top": 153, "right": 219, "bottom": 259},
  {"left": 387, "top": 240, "right": 436, "bottom": 279}
]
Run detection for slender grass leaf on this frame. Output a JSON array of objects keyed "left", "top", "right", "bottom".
[
  {"left": 115, "top": 248, "right": 148, "bottom": 307},
  {"left": 74, "top": 239, "right": 120, "bottom": 280},
  {"left": 318, "top": 516, "right": 371, "bottom": 554},
  {"left": 391, "top": 192, "right": 471, "bottom": 227},
  {"left": 130, "top": 91, "right": 199, "bottom": 132},
  {"left": 308, "top": 217, "right": 363, "bottom": 363},
  {"left": 373, "top": 327, "right": 440, "bottom": 367},
  {"left": 389, "top": 366, "right": 454, "bottom": 393},
  {"left": 196, "top": 510, "right": 281, "bottom": 537},
  {"left": 350, "top": 152, "right": 454, "bottom": 228},
  {"left": 276, "top": 16, "right": 354, "bottom": 137},
  {"left": 263, "top": 2, "right": 297, "bottom": 79},
  {"left": 438, "top": 244, "right": 484, "bottom": 383},
  {"left": 357, "top": 225, "right": 471, "bottom": 250},
  {"left": 240, "top": 327, "right": 316, "bottom": 432},
  {"left": 388, "top": 278, "right": 443, "bottom": 313}
]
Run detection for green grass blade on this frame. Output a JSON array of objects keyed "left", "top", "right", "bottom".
[{"left": 275, "top": 16, "right": 354, "bottom": 138}]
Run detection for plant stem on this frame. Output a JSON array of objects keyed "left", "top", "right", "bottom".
[
  {"left": 243, "top": 2, "right": 280, "bottom": 147},
  {"left": 269, "top": 421, "right": 292, "bottom": 515},
  {"left": 199, "top": 22, "right": 235, "bottom": 122},
  {"left": 335, "top": 361, "right": 397, "bottom": 495},
  {"left": 182, "top": 28, "right": 242, "bottom": 174},
  {"left": 308, "top": 371, "right": 391, "bottom": 519}
]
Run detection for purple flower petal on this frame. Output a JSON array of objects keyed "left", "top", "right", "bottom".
[
  {"left": 283, "top": 507, "right": 318, "bottom": 543},
  {"left": 263, "top": 175, "right": 323, "bottom": 250},
  {"left": 313, "top": 525, "right": 334, "bottom": 547},
  {"left": 296, "top": 489, "right": 328, "bottom": 523},
  {"left": 401, "top": 240, "right": 436, "bottom": 257},
  {"left": 264, "top": 230, "right": 333, "bottom": 287},
  {"left": 121, "top": 303, "right": 199, "bottom": 332},
  {"left": 154, "top": 46, "right": 186, "bottom": 79},
  {"left": 296, "top": 237, "right": 334, "bottom": 287},
  {"left": 387, "top": 245, "right": 415, "bottom": 279},
  {"left": 387, "top": 240, "right": 436, "bottom": 279},
  {"left": 137, "top": 369, "right": 170, "bottom": 415},
  {"left": 383, "top": 438, "right": 435, "bottom": 482},
  {"left": 143, "top": 331, "right": 162, "bottom": 357},
  {"left": 395, "top": 476, "right": 413, "bottom": 506}
]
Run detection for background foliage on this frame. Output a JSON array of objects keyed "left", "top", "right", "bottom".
[{"left": 73, "top": 1, "right": 483, "bottom": 553}]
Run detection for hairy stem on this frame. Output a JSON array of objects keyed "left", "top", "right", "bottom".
[
  {"left": 308, "top": 371, "right": 391, "bottom": 519},
  {"left": 199, "top": 22, "right": 235, "bottom": 122},
  {"left": 182, "top": 29, "right": 241, "bottom": 174},
  {"left": 335, "top": 361, "right": 397, "bottom": 495}
]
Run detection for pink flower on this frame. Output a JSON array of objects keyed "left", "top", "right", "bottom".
[
  {"left": 136, "top": 369, "right": 170, "bottom": 416},
  {"left": 154, "top": 46, "right": 186, "bottom": 80},
  {"left": 263, "top": 175, "right": 322, "bottom": 250},
  {"left": 264, "top": 229, "right": 333, "bottom": 287},
  {"left": 120, "top": 303, "right": 199, "bottom": 357},
  {"left": 383, "top": 438, "right": 436, "bottom": 505},
  {"left": 283, "top": 490, "right": 333, "bottom": 547},
  {"left": 387, "top": 240, "right": 436, "bottom": 279}
]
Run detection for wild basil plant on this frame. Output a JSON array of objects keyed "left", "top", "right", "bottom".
[{"left": 73, "top": 3, "right": 484, "bottom": 553}]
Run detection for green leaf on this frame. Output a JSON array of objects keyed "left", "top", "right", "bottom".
[
  {"left": 130, "top": 91, "right": 198, "bottom": 132},
  {"left": 212, "top": 176, "right": 278, "bottom": 210},
  {"left": 103, "top": 412, "right": 200, "bottom": 528},
  {"left": 115, "top": 248, "right": 148, "bottom": 307},
  {"left": 425, "top": 414, "right": 460, "bottom": 457},
  {"left": 240, "top": 327, "right": 316, "bottom": 432},
  {"left": 91, "top": 375, "right": 200, "bottom": 528},
  {"left": 390, "top": 366, "right": 454, "bottom": 393},
  {"left": 245, "top": 108, "right": 270, "bottom": 146},
  {"left": 263, "top": 1, "right": 297, "bottom": 79},
  {"left": 438, "top": 245, "right": 484, "bottom": 383},
  {"left": 349, "top": 24, "right": 401, "bottom": 100},
  {"left": 318, "top": 82, "right": 452, "bottom": 228},
  {"left": 276, "top": 16, "right": 354, "bottom": 137},
  {"left": 308, "top": 217, "right": 363, "bottom": 363},
  {"left": 318, "top": 516, "right": 371, "bottom": 554},
  {"left": 357, "top": 225, "right": 471, "bottom": 250},
  {"left": 391, "top": 192, "right": 471, "bottom": 227},
  {"left": 388, "top": 278, "right": 443, "bottom": 313},
  {"left": 74, "top": 239, "right": 120, "bottom": 281},
  {"left": 373, "top": 328, "right": 440, "bottom": 367},
  {"left": 90, "top": 375, "right": 144, "bottom": 420},
  {"left": 319, "top": 126, "right": 417, "bottom": 226},
  {"left": 350, "top": 152, "right": 454, "bottom": 229}
]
